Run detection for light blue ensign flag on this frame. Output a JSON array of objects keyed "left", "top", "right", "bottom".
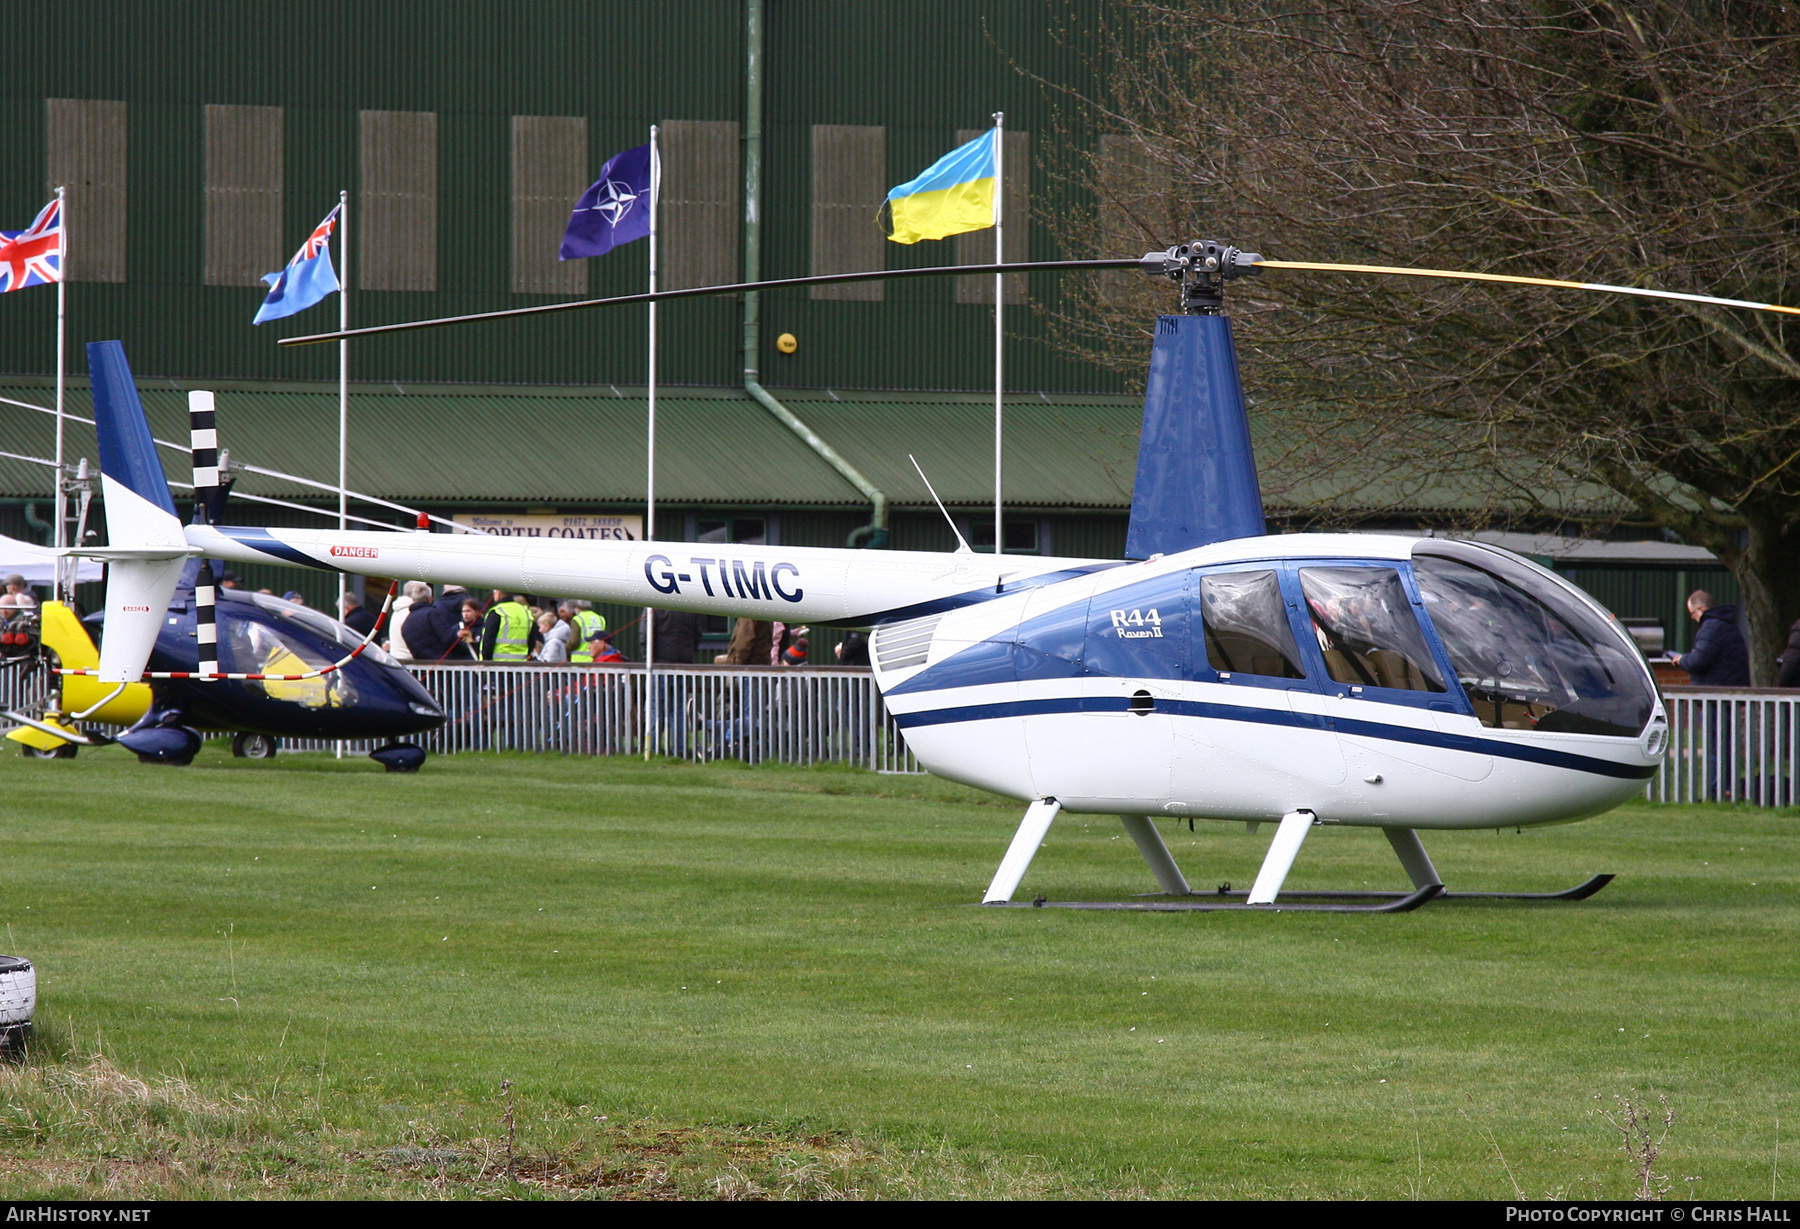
[{"left": 254, "top": 205, "right": 341, "bottom": 325}]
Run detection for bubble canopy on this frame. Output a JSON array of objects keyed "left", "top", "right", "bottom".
[{"left": 1411, "top": 542, "right": 1656, "bottom": 738}]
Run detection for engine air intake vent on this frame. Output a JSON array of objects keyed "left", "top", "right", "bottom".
[{"left": 872, "top": 614, "right": 942, "bottom": 672}]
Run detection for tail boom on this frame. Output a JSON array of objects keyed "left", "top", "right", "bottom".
[{"left": 187, "top": 523, "right": 1104, "bottom": 627}]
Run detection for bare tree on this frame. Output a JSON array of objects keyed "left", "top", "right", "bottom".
[{"left": 1041, "top": 0, "right": 1800, "bottom": 684}]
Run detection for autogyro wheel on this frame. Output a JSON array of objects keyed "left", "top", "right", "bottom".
[
  {"left": 231, "top": 732, "right": 278, "bottom": 760},
  {"left": 20, "top": 743, "right": 76, "bottom": 759}
]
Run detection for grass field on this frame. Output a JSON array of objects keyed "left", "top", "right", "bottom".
[{"left": 0, "top": 744, "right": 1795, "bottom": 1199}]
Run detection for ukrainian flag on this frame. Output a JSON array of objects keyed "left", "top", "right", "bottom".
[{"left": 882, "top": 131, "right": 997, "bottom": 245}]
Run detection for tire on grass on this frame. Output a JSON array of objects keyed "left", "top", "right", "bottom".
[{"left": 232, "top": 732, "right": 278, "bottom": 760}]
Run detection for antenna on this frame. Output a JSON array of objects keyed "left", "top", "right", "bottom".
[{"left": 910, "top": 454, "right": 972, "bottom": 554}]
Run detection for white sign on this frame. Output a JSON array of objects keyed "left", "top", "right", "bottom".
[{"left": 452, "top": 512, "right": 642, "bottom": 541}]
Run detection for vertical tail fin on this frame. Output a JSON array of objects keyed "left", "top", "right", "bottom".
[
  {"left": 87, "top": 341, "right": 191, "bottom": 682},
  {"left": 89, "top": 341, "right": 185, "bottom": 550},
  {"left": 1123, "top": 315, "right": 1266, "bottom": 559}
]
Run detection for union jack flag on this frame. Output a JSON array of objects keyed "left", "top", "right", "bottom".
[
  {"left": 297, "top": 203, "right": 340, "bottom": 262},
  {"left": 0, "top": 199, "right": 62, "bottom": 293}
]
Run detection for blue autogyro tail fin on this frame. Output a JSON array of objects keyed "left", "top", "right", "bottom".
[
  {"left": 84, "top": 341, "right": 192, "bottom": 681},
  {"left": 88, "top": 340, "right": 179, "bottom": 522},
  {"left": 1123, "top": 315, "right": 1266, "bottom": 559}
]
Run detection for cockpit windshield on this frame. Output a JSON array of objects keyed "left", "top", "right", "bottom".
[
  {"left": 237, "top": 590, "right": 397, "bottom": 666},
  {"left": 1412, "top": 548, "right": 1654, "bottom": 737}
]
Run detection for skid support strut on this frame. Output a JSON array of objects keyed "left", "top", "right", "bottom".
[
  {"left": 1384, "top": 827, "right": 1443, "bottom": 891},
  {"left": 1247, "top": 810, "right": 1316, "bottom": 904},
  {"left": 982, "top": 797, "right": 1061, "bottom": 903},
  {"left": 1120, "top": 815, "right": 1191, "bottom": 895}
]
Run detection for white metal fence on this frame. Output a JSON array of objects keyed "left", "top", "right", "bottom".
[
  {"left": 283, "top": 663, "right": 922, "bottom": 772},
  {"left": 0, "top": 658, "right": 51, "bottom": 722},
  {"left": 16, "top": 657, "right": 1800, "bottom": 801},
  {"left": 1649, "top": 687, "right": 1799, "bottom": 806}
]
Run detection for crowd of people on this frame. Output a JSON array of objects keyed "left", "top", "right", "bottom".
[{"left": 359, "top": 582, "right": 874, "bottom": 668}]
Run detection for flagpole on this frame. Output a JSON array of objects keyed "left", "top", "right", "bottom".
[
  {"left": 644, "top": 125, "right": 659, "bottom": 761},
  {"left": 53, "top": 186, "right": 67, "bottom": 604},
  {"left": 337, "top": 188, "right": 348, "bottom": 761},
  {"left": 991, "top": 112, "right": 1004, "bottom": 578}
]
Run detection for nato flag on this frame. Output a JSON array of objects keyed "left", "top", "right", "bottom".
[{"left": 560, "top": 143, "right": 655, "bottom": 261}]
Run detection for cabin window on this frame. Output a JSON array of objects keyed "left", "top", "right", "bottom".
[
  {"left": 1199, "top": 570, "right": 1305, "bottom": 679},
  {"left": 1298, "top": 567, "right": 1445, "bottom": 692},
  {"left": 1412, "top": 554, "right": 1654, "bottom": 736}
]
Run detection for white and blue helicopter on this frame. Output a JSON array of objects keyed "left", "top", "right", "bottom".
[{"left": 81, "top": 239, "right": 1766, "bottom": 913}]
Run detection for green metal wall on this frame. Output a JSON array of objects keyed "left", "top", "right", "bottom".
[
  {"left": 2, "top": 1, "right": 1122, "bottom": 393},
  {"left": 1559, "top": 565, "right": 1738, "bottom": 655}
]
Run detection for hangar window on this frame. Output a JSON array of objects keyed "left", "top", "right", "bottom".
[
  {"left": 1412, "top": 553, "right": 1654, "bottom": 736},
  {"left": 1097, "top": 135, "right": 1163, "bottom": 297},
  {"left": 512, "top": 115, "right": 589, "bottom": 295},
  {"left": 811, "top": 125, "right": 886, "bottom": 301},
  {"left": 203, "top": 105, "right": 284, "bottom": 287},
  {"left": 360, "top": 110, "right": 438, "bottom": 291},
  {"left": 660, "top": 120, "right": 739, "bottom": 291},
  {"left": 1298, "top": 566, "right": 1445, "bottom": 692},
  {"left": 954, "top": 128, "right": 1029, "bottom": 304},
  {"left": 47, "top": 99, "right": 127, "bottom": 283},
  {"left": 964, "top": 517, "right": 1041, "bottom": 555},
  {"left": 1199, "top": 570, "right": 1305, "bottom": 679}
]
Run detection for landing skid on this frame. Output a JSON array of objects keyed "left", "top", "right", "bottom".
[
  {"left": 1131, "top": 872, "right": 1616, "bottom": 904},
  {"left": 984, "top": 884, "right": 1443, "bottom": 913},
  {"left": 977, "top": 804, "right": 1614, "bottom": 913}
]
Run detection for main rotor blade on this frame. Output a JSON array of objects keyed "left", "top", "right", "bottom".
[
  {"left": 276, "top": 258, "right": 1143, "bottom": 346},
  {"left": 1253, "top": 259, "right": 1800, "bottom": 316}
]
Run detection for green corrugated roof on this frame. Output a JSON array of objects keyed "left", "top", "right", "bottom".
[{"left": 0, "top": 379, "right": 1628, "bottom": 516}]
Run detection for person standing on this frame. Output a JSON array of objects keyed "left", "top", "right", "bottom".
[
  {"left": 648, "top": 608, "right": 704, "bottom": 664},
  {"left": 410, "top": 584, "right": 474, "bottom": 662},
  {"left": 567, "top": 600, "right": 608, "bottom": 664},
  {"left": 1777, "top": 615, "right": 1800, "bottom": 689},
  {"left": 717, "top": 617, "right": 773, "bottom": 666},
  {"left": 0, "top": 575, "right": 35, "bottom": 610},
  {"left": 645, "top": 608, "right": 705, "bottom": 757},
  {"left": 1672, "top": 589, "right": 1749, "bottom": 800},
  {"left": 1672, "top": 590, "right": 1750, "bottom": 685},
  {"left": 386, "top": 581, "right": 434, "bottom": 661},
  {"left": 480, "top": 590, "right": 540, "bottom": 663},
  {"left": 338, "top": 591, "right": 377, "bottom": 637},
  {"left": 538, "top": 609, "right": 572, "bottom": 664}
]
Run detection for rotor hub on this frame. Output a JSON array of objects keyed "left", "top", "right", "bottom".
[{"left": 1141, "top": 240, "right": 1262, "bottom": 314}]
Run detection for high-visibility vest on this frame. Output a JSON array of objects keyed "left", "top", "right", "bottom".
[
  {"left": 569, "top": 609, "right": 608, "bottom": 663},
  {"left": 490, "top": 600, "right": 533, "bottom": 661}
]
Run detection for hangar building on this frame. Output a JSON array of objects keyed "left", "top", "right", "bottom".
[{"left": 0, "top": 0, "right": 1732, "bottom": 655}]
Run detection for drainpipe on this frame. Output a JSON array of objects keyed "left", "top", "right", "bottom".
[
  {"left": 21, "top": 500, "right": 53, "bottom": 545},
  {"left": 742, "top": 0, "right": 889, "bottom": 548}
]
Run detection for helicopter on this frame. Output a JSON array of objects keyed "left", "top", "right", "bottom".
[
  {"left": 75, "top": 238, "right": 1770, "bottom": 908},
  {"left": 8, "top": 369, "right": 443, "bottom": 769}
]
